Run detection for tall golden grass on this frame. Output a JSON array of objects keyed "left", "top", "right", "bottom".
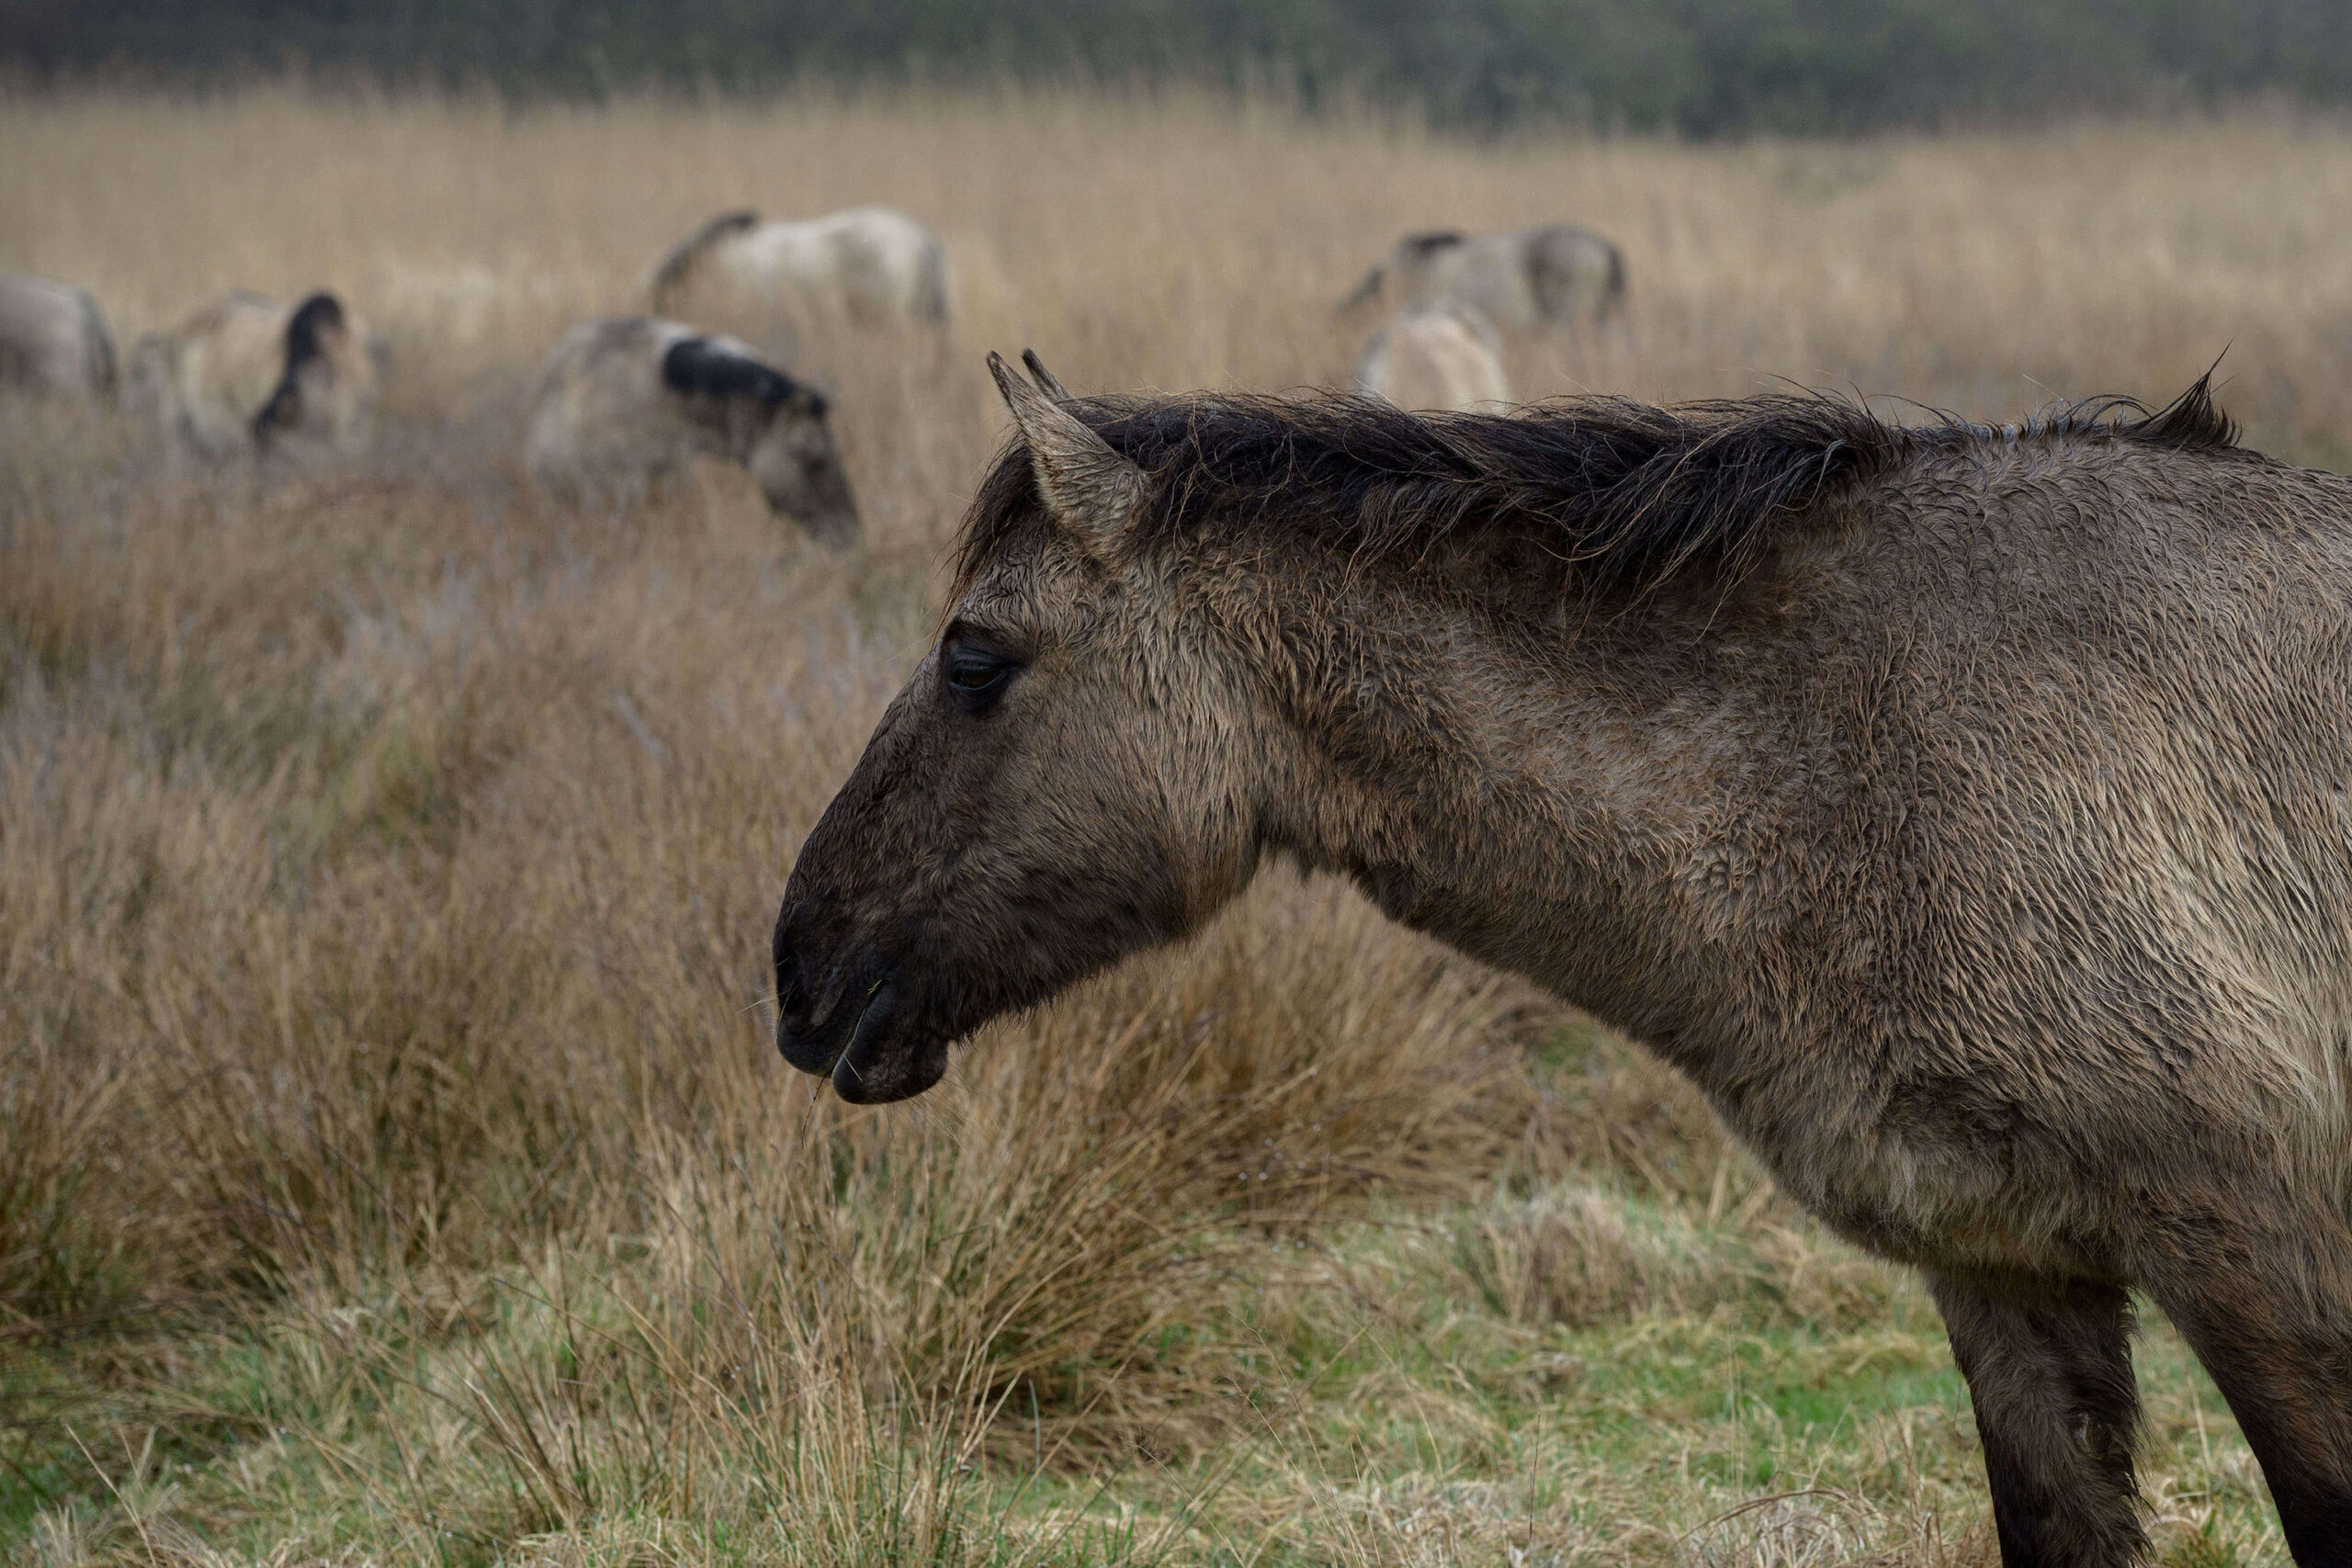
[{"left": 0, "top": 85, "right": 2330, "bottom": 1564}]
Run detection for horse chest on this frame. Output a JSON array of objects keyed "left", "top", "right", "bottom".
[{"left": 1684, "top": 1030, "right": 2121, "bottom": 1278}]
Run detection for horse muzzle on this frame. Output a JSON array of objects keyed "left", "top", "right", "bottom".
[{"left": 773, "top": 939, "right": 950, "bottom": 1104}]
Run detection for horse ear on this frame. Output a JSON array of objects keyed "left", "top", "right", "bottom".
[
  {"left": 1020, "top": 349, "right": 1071, "bottom": 401},
  {"left": 988, "top": 350, "right": 1142, "bottom": 558}
]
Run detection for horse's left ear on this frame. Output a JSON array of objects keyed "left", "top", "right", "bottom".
[{"left": 988, "top": 351, "right": 1143, "bottom": 558}]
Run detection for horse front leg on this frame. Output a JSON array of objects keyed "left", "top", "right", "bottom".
[
  {"left": 2140, "top": 1208, "right": 2352, "bottom": 1568},
  {"left": 1929, "top": 1271, "right": 2147, "bottom": 1567}
]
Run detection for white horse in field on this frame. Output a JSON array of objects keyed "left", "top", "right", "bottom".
[
  {"left": 648, "top": 208, "right": 948, "bottom": 351},
  {"left": 1356, "top": 304, "right": 1511, "bottom": 412},
  {"left": 1344, "top": 225, "right": 1624, "bottom": 333},
  {"left": 127, "top": 290, "right": 381, "bottom": 462},
  {"left": 0, "top": 271, "right": 117, "bottom": 401},
  {"left": 524, "top": 316, "right": 859, "bottom": 550}
]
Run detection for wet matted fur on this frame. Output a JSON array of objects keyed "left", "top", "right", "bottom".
[
  {"left": 954, "top": 377, "right": 2230, "bottom": 596},
  {"left": 778, "top": 357, "right": 2349, "bottom": 1568}
]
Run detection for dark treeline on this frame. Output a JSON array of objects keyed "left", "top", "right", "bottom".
[{"left": 6, "top": 0, "right": 2352, "bottom": 135}]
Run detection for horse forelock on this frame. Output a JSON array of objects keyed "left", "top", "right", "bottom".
[{"left": 950, "top": 374, "right": 2242, "bottom": 603}]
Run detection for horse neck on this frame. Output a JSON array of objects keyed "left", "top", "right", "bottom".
[{"left": 1247, "top": 556, "right": 1796, "bottom": 1047}]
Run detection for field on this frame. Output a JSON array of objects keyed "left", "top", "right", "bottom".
[{"left": 5, "top": 85, "right": 2346, "bottom": 1566}]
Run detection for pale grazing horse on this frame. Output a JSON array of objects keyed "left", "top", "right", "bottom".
[
  {"left": 0, "top": 272, "right": 117, "bottom": 401},
  {"left": 524, "top": 317, "right": 858, "bottom": 549},
  {"left": 1343, "top": 225, "right": 1625, "bottom": 333},
  {"left": 127, "top": 291, "right": 382, "bottom": 463},
  {"left": 648, "top": 208, "right": 949, "bottom": 354},
  {"left": 1356, "top": 304, "right": 1511, "bottom": 412}
]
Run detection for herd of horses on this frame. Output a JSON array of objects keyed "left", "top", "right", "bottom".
[
  {"left": 0, "top": 209, "right": 1619, "bottom": 553},
  {"left": 10, "top": 199, "right": 2352, "bottom": 1567}
]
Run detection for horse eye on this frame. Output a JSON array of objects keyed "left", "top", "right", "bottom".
[{"left": 942, "top": 645, "right": 1020, "bottom": 714}]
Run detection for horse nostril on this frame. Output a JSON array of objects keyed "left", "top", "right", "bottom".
[
  {"left": 773, "top": 913, "right": 849, "bottom": 1076},
  {"left": 773, "top": 911, "right": 814, "bottom": 1021}
]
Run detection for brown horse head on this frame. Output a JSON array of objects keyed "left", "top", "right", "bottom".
[{"left": 771, "top": 353, "right": 1275, "bottom": 1100}]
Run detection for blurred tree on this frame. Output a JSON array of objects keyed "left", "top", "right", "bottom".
[{"left": 4, "top": 0, "right": 2348, "bottom": 134}]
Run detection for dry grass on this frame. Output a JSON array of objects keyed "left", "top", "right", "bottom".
[{"left": 0, "top": 83, "right": 2328, "bottom": 1564}]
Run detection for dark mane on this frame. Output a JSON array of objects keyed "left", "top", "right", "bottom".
[
  {"left": 662, "top": 333, "right": 799, "bottom": 407},
  {"left": 956, "top": 374, "right": 2240, "bottom": 596},
  {"left": 1399, "top": 231, "right": 1467, "bottom": 257},
  {"left": 254, "top": 290, "right": 345, "bottom": 438},
  {"left": 2076, "top": 372, "right": 2239, "bottom": 451}
]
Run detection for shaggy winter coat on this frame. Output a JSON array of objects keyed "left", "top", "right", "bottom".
[{"left": 774, "top": 355, "right": 2352, "bottom": 1567}]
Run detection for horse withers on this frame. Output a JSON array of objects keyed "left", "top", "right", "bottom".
[{"left": 774, "top": 352, "right": 2352, "bottom": 1567}]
